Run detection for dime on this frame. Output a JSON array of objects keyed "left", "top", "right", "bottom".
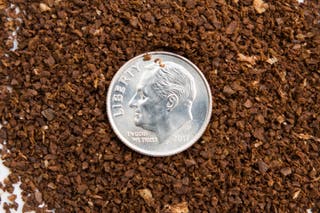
[{"left": 107, "top": 51, "right": 212, "bottom": 156}]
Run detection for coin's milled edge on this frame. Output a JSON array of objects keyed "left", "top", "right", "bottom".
[{"left": 106, "top": 51, "right": 212, "bottom": 157}]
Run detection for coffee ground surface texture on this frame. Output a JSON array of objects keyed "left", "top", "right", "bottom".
[{"left": 0, "top": 0, "right": 319, "bottom": 212}]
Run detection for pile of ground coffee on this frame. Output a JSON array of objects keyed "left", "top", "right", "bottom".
[{"left": 0, "top": 0, "right": 319, "bottom": 212}]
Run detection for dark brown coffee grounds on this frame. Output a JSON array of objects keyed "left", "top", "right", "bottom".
[{"left": 0, "top": 0, "right": 319, "bottom": 212}]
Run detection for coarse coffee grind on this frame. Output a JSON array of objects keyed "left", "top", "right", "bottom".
[{"left": 0, "top": 0, "right": 319, "bottom": 212}]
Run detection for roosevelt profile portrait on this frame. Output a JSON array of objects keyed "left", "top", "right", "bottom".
[{"left": 129, "top": 61, "right": 196, "bottom": 142}]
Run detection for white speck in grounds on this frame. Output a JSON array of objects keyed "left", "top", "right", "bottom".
[
  {"left": 0, "top": 158, "right": 25, "bottom": 213},
  {"left": 12, "top": 182, "right": 24, "bottom": 213},
  {"left": 1, "top": 4, "right": 25, "bottom": 212},
  {"left": 0, "top": 159, "right": 10, "bottom": 181},
  {"left": 0, "top": 147, "right": 27, "bottom": 213},
  {"left": 1, "top": 135, "right": 54, "bottom": 212},
  {"left": 6, "top": 86, "right": 13, "bottom": 93},
  {"left": 5, "top": 4, "right": 22, "bottom": 52}
]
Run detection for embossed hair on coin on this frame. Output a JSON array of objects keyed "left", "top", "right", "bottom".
[{"left": 129, "top": 61, "right": 196, "bottom": 142}]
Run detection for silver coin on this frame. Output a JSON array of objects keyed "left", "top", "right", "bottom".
[{"left": 106, "top": 51, "right": 212, "bottom": 156}]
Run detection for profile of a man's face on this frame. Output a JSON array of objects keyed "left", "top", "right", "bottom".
[
  {"left": 129, "top": 61, "right": 196, "bottom": 142},
  {"left": 129, "top": 72, "right": 167, "bottom": 131}
]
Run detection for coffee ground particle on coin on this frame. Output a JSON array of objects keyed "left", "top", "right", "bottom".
[
  {"left": 143, "top": 53, "right": 152, "bottom": 61},
  {"left": 0, "top": 0, "right": 319, "bottom": 212}
]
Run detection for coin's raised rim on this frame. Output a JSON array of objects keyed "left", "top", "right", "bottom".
[{"left": 106, "top": 51, "right": 212, "bottom": 157}]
